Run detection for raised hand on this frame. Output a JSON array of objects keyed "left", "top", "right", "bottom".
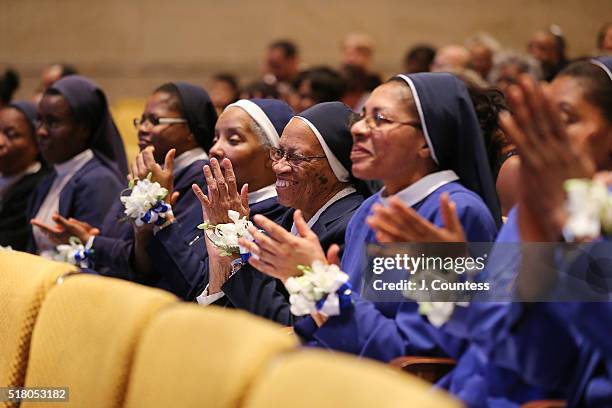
[
  {"left": 238, "top": 210, "right": 327, "bottom": 283},
  {"left": 499, "top": 74, "right": 596, "bottom": 240},
  {"left": 192, "top": 157, "right": 249, "bottom": 225},
  {"left": 31, "top": 214, "right": 100, "bottom": 245},
  {"left": 366, "top": 193, "right": 466, "bottom": 243}
]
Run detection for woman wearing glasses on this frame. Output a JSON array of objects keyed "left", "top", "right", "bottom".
[
  {"left": 28, "top": 75, "right": 127, "bottom": 255},
  {"left": 33, "top": 82, "right": 216, "bottom": 279},
  {"left": 140, "top": 98, "right": 292, "bottom": 299},
  {"left": 239, "top": 73, "right": 499, "bottom": 356},
  {"left": 196, "top": 101, "right": 365, "bottom": 324}
]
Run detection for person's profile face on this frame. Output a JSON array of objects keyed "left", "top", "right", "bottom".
[
  {"left": 36, "top": 94, "right": 86, "bottom": 164},
  {"left": 210, "top": 107, "right": 270, "bottom": 187},
  {"left": 0, "top": 107, "right": 38, "bottom": 175},
  {"left": 550, "top": 75, "right": 612, "bottom": 171},
  {"left": 350, "top": 82, "right": 427, "bottom": 182},
  {"left": 273, "top": 118, "right": 335, "bottom": 210},
  {"left": 136, "top": 92, "right": 190, "bottom": 163}
]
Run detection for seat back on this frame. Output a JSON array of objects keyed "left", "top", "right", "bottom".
[
  {"left": 0, "top": 251, "right": 77, "bottom": 407},
  {"left": 123, "top": 304, "right": 298, "bottom": 408},
  {"left": 243, "top": 350, "right": 462, "bottom": 408},
  {"left": 21, "top": 274, "right": 177, "bottom": 408}
]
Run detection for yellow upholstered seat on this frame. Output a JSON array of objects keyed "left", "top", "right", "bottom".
[
  {"left": 123, "top": 304, "right": 297, "bottom": 408},
  {"left": 0, "top": 251, "right": 77, "bottom": 408},
  {"left": 243, "top": 350, "right": 462, "bottom": 408},
  {"left": 21, "top": 274, "right": 177, "bottom": 408},
  {"left": 110, "top": 98, "right": 145, "bottom": 163}
]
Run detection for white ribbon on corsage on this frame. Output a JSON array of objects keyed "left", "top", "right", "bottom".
[
  {"left": 198, "top": 210, "right": 255, "bottom": 258},
  {"left": 50, "top": 236, "right": 94, "bottom": 268},
  {"left": 285, "top": 260, "right": 352, "bottom": 317},
  {"left": 120, "top": 175, "right": 173, "bottom": 227}
]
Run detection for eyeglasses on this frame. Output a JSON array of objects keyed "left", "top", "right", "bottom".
[
  {"left": 357, "top": 111, "right": 422, "bottom": 130},
  {"left": 33, "top": 117, "right": 66, "bottom": 131},
  {"left": 133, "top": 116, "right": 187, "bottom": 129},
  {"left": 269, "top": 147, "right": 327, "bottom": 167}
]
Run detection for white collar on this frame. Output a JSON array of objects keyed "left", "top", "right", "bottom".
[
  {"left": 248, "top": 184, "right": 277, "bottom": 205},
  {"left": 290, "top": 186, "right": 356, "bottom": 235},
  {"left": 173, "top": 147, "right": 209, "bottom": 174},
  {"left": 54, "top": 149, "right": 94, "bottom": 177},
  {"left": 380, "top": 170, "right": 459, "bottom": 207}
]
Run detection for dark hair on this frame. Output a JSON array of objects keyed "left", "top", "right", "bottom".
[
  {"left": 403, "top": 45, "right": 436, "bottom": 73},
  {"left": 0, "top": 69, "right": 19, "bottom": 105},
  {"left": 558, "top": 60, "right": 612, "bottom": 123},
  {"left": 213, "top": 73, "right": 239, "bottom": 91},
  {"left": 153, "top": 83, "right": 185, "bottom": 115},
  {"left": 597, "top": 22, "right": 612, "bottom": 50},
  {"left": 465, "top": 83, "right": 508, "bottom": 177},
  {"left": 240, "top": 81, "right": 280, "bottom": 100},
  {"left": 55, "top": 63, "right": 78, "bottom": 78},
  {"left": 294, "top": 66, "right": 346, "bottom": 103},
  {"left": 269, "top": 40, "right": 298, "bottom": 59},
  {"left": 342, "top": 65, "right": 381, "bottom": 93}
]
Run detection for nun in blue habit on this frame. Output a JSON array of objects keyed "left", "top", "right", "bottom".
[
  {"left": 88, "top": 82, "right": 216, "bottom": 278},
  {"left": 250, "top": 72, "right": 501, "bottom": 360},
  {"left": 143, "top": 98, "right": 293, "bottom": 299},
  {"left": 199, "top": 101, "right": 366, "bottom": 324},
  {"left": 28, "top": 75, "right": 127, "bottom": 254},
  {"left": 442, "top": 57, "right": 612, "bottom": 407}
]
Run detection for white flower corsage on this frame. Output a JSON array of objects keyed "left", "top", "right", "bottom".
[
  {"left": 285, "top": 260, "right": 352, "bottom": 317},
  {"left": 198, "top": 210, "right": 254, "bottom": 258},
  {"left": 120, "top": 174, "right": 173, "bottom": 227},
  {"left": 49, "top": 236, "right": 94, "bottom": 268},
  {"left": 418, "top": 301, "right": 469, "bottom": 328},
  {"left": 563, "top": 178, "right": 612, "bottom": 241}
]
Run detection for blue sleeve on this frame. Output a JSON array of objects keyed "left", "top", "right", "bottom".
[
  {"left": 294, "top": 294, "right": 467, "bottom": 363},
  {"left": 147, "top": 221, "right": 209, "bottom": 300},
  {"left": 70, "top": 169, "right": 123, "bottom": 228},
  {"left": 91, "top": 235, "right": 133, "bottom": 278},
  {"left": 489, "top": 302, "right": 580, "bottom": 390},
  {"left": 221, "top": 264, "right": 294, "bottom": 326},
  {"left": 451, "top": 191, "right": 498, "bottom": 242}
]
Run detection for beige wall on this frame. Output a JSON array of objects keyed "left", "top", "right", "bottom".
[{"left": 1, "top": 0, "right": 608, "bottom": 103}]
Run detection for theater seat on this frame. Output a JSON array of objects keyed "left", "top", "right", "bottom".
[
  {"left": 123, "top": 304, "right": 298, "bottom": 408},
  {"left": 243, "top": 350, "right": 462, "bottom": 408},
  {"left": 0, "top": 251, "right": 77, "bottom": 408},
  {"left": 20, "top": 274, "right": 177, "bottom": 408}
]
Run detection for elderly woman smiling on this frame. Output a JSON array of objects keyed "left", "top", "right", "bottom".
[
  {"left": 196, "top": 102, "right": 365, "bottom": 324},
  {"left": 240, "top": 72, "right": 500, "bottom": 354}
]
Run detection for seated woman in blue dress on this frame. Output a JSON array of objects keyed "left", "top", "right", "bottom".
[
  {"left": 30, "top": 82, "right": 216, "bottom": 277},
  {"left": 373, "top": 58, "right": 612, "bottom": 407},
  {"left": 28, "top": 75, "right": 127, "bottom": 255},
  {"left": 134, "top": 98, "right": 293, "bottom": 299},
  {"left": 0, "top": 101, "right": 49, "bottom": 250},
  {"left": 238, "top": 72, "right": 499, "bottom": 354},
  {"left": 197, "top": 102, "right": 366, "bottom": 324},
  {"left": 484, "top": 56, "right": 612, "bottom": 408}
]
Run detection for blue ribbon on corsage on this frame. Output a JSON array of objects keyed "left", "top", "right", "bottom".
[
  {"left": 315, "top": 281, "right": 353, "bottom": 315},
  {"left": 54, "top": 236, "right": 95, "bottom": 268},
  {"left": 138, "top": 200, "right": 173, "bottom": 227}
]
